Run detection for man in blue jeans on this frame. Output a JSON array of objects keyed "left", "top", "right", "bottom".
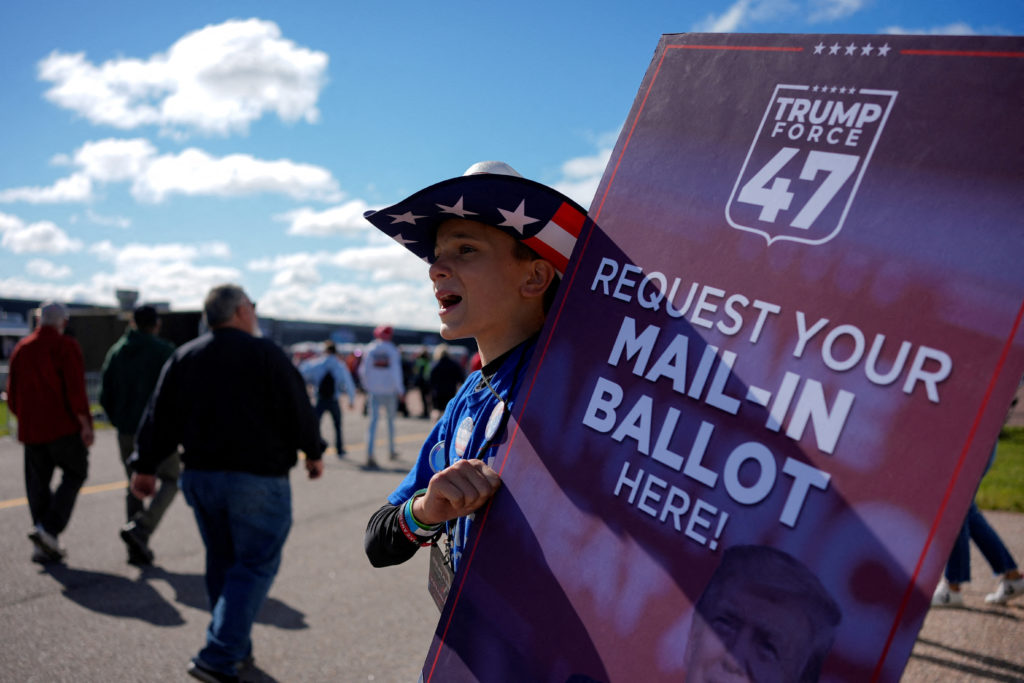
[
  {"left": 932, "top": 444, "right": 1024, "bottom": 607},
  {"left": 132, "top": 284, "right": 323, "bottom": 683},
  {"left": 299, "top": 340, "right": 356, "bottom": 456}
]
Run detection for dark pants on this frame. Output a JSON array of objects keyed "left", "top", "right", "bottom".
[
  {"left": 24, "top": 433, "right": 89, "bottom": 536},
  {"left": 314, "top": 397, "right": 343, "bottom": 451},
  {"left": 118, "top": 432, "right": 181, "bottom": 537}
]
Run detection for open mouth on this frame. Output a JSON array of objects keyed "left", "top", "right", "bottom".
[{"left": 437, "top": 293, "right": 462, "bottom": 311}]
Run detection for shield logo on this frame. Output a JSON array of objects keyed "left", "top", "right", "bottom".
[{"left": 726, "top": 84, "right": 897, "bottom": 246}]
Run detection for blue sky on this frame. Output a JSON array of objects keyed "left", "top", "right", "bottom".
[{"left": 1, "top": 1, "right": 1021, "bottom": 331}]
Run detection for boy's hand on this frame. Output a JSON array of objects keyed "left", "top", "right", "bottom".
[{"left": 415, "top": 459, "right": 502, "bottom": 526}]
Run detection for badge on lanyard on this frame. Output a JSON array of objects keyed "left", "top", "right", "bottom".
[{"left": 428, "top": 542, "right": 454, "bottom": 611}]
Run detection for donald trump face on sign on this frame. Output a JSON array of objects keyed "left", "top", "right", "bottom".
[{"left": 684, "top": 546, "right": 841, "bottom": 683}]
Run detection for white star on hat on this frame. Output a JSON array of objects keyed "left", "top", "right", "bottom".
[
  {"left": 437, "top": 196, "right": 478, "bottom": 218},
  {"left": 388, "top": 211, "right": 425, "bottom": 225},
  {"left": 392, "top": 232, "right": 417, "bottom": 246},
  {"left": 497, "top": 199, "right": 539, "bottom": 234}
]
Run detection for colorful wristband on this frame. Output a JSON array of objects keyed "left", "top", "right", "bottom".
[
  {"left": 396, "top": 507, "right": 420, "bottom": 544},
  {"left": 407, "top": 489, "right": 441, "bottom": 533}
]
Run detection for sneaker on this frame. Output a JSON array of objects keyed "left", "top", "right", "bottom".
[
  {"left": 390, "top": 450, "right": 400, "bottom": 461},
  {"left": 28, "top": 525, "right": 66, "bottom": 561},
  {"left": 120, "top": 522, "right": 152, "bottom": 559},
  {"left": 931, "top": 582, "right": 964, "bottom": 607},
  {"left": 31, "top": 546, "right": 54, "bottom": 564},
  {"left": 364, "top": 459, "right": 380, "bottom": 471},
  {"left": 985, "top": 577, "right": 1024, "bottom": 605},
  {"left": 186, "top": 658, "right": 239, "bottom": 683}
]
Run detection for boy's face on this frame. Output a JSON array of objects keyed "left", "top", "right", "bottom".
[{"left": 430, "top": 218, "right": 540, "bottom": 353}]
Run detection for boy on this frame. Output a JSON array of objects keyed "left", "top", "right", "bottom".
[{"left": 363, "top": 161, "right": 587, "bottom": 578}]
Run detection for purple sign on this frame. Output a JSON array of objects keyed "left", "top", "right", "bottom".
[{"left": 421, "top": 34, "right": 1024, "bottom": 682}]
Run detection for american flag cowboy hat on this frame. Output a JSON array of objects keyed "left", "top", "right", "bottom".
[{"left": 362, "top": 161, "right": 587, "bottom": 276}]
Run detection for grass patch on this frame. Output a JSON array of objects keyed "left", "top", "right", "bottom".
[
  {"left": 978, "top": 426, "right": 1024, "bottom": 513},
  {"left": 0, "top": 401, "right": 8, "bottom": 438}
]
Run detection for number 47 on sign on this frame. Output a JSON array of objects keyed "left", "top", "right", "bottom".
[{"left": 726, "top": 84, "right": 898, "bottom": 246}]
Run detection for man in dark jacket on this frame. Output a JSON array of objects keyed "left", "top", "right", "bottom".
[
  {"left": 132, "top": 284, "right": 323, "bottom": 683},
  {"left": 100, "top": 304, "right": 176, "bottom": 565}
]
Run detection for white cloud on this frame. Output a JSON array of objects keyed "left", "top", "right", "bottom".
[
  {"left": 553, "top": 147, "right": 612, "bottom": 210},
  {"left": 85, "top": 208, "right": 131, "bottom": 229},
  {"left": 246, "top": 242, "right": 435, "bottom": 326},
  {"left": 0, "top": 138, "right": 342, "bottom": 204},
  {"left": 696, "top": 0, "right": 850, "bottom": 31},
  {"left": 90, "top": 239, "right": 231, "bottom": 266},
  {"left": 0, "top": 173, "right": 92, "bottom": 203},
  {"left": 278, "top": 200, "right": 374, "bottom": 236},
  {"left": 83, "top": 239, "right": 240, "bottom": 309},
  {"left": 249, "top": 242, "right": 427, "bottom": 287},
  {"left": 132, "top": 148, "right": 342, "bottom": 203},
  {"left": 256, "top": 279, "right": 438, "bottom": 329},
  {"left": 38, "top": 18, "right": 328, "bottom": 137},
  {"left": 0, "top": 276, "right": 104, "bottom": 305},
  {"left": 694, "top": 0, "right": 754, "bottom": 32},
  {"left": 882, "top": 22, "right": 979, "bottom": 35},
  {"left": 74, "top": 138, "right": 157, "bottom": 182},
  {"left": 0, "top": 212, "right": 84, "bottom": 253},
  {"left": 26, "top": 258, "right": 72, "bottom": 279},
  {"left": 331, "top": 243, "right": 428, "bottom": 282},
  {"left": 808, "top": 0, "right": 867, "bottom": 23}
]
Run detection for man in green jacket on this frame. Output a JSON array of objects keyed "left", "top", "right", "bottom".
[{"left": 100, "top": 305, "right": 176, "bottom": 565}]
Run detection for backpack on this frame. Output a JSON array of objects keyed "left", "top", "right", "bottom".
[{"left": 318, "top": 369, "right": 336, "bottom": 401}]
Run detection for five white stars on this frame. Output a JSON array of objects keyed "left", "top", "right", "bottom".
[{"left": 817, "top": 41, "right": 891, "bottom": 57}]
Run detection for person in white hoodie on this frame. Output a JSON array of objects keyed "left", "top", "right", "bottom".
[{"left": 358, "top": 325, "right": 404, "bottom": 469}]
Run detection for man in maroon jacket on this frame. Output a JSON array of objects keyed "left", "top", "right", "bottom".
[{"left": 6, "top": 301, "right": 94, "bottom": 563}]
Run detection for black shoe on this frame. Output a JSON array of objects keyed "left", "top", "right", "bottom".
[
  {"left": 31, "top": 546, "right": 61, "bottom": 564},
  {"left": 28, "top": 526, "right": 66, "bottom": 562},
  {"left": 127, "top": 545, "right": 154, "bottom": 566},
  {"left": 187, "top": 659, "right": 239, "bottom": 683},
  {"left": 363, "top": 459, "right": 380, "bottom": 471},
  {"left": 120, "top": 523, "right": 153, "bottom": 564},
  {"left": 337, "top": 447, "right": 347, "bottom": 457}
]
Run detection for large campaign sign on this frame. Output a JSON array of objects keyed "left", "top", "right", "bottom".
[{"left": 421, "top": 34, "right": 1024, "bottom": 682}]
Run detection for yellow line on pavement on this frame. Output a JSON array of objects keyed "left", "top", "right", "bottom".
[
  {"left": 0, "top": 431, "right": 431, "bottom": 510},
  {"left": 0, "top": 480, "right": 128, "bottom": 510}
]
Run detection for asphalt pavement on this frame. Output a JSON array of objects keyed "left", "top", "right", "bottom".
[{"left": 0, "top": 395, "right": 1021, "bottom": 682}]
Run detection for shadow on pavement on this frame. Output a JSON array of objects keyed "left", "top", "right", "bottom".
[
  {"left": 241, "top": 664, "right": 282, "bottom": 683},
  {"left": 40, "top": 563, "right": 309, "bottom": 631},
  {"left": 140, "top": 566, "right": 309, "bottom": 630},
  {"left": 912, "top": 637, "right": 1024, "bottom": 682},
  {"left": 41, "top": 563, "right": 185, "bottom": 626}
]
